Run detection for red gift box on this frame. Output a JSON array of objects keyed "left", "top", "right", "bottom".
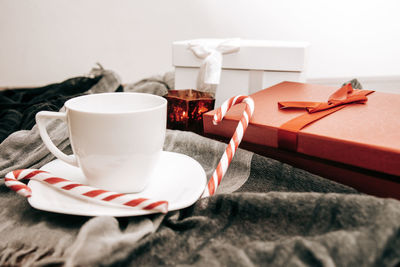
[{"left": 203, "top": 82, "right": 400, "bottom": 199}]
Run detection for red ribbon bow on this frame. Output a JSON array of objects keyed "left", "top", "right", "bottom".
[{"left": 277, "top": 83, "right": 374, "bottom": 151}]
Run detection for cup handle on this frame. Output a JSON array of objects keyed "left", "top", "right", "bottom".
[{"left": 36, "top": 111, "right": 79, "bottom": 167}]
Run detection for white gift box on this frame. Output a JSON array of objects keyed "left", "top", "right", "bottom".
[{"left": 172, "top": 39, "right": 310, "bottom": 107}]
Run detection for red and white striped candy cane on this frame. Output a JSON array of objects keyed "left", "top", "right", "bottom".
[
  {"left": 202, "top": 95, "right": 255, "bottom": 198},
  {"left": 4, "top": 169, "right": 168, "bottom": 213},
  {"left": 4, "top": 95, "right": 254, "bottom": 212}
]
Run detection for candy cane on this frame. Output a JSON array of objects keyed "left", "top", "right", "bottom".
[
  {"left": 4, "top": 169, "right": 168, "bottom": 213},
  {"left": 202, "top": 95, "right": 255, "bottom": 198},
  {"left": 4, "top": 95, "right": 254, "bottom": 213}
]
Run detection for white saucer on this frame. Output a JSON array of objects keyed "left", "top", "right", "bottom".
[{"left": 27, "top": 151, "right": 207, "bottom": 217}]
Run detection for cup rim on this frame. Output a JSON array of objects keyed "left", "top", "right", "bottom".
[{"left": 65, "top": 92, "right": 167, "bottom": 115}]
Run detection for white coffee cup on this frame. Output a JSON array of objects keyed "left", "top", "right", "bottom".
[{"left": 36, "top": 92, "right": 167, "bottom": 193}]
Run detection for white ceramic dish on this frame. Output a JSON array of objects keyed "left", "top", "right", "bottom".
[{"left": 27, "top": 151, "right": 207, "bottom": 217}]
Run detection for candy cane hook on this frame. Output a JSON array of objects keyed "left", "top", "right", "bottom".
[{"left": 202, "top": 95, "right": 255, "bottom": 198}]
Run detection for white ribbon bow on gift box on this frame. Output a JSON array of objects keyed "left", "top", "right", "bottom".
[{"left": 188, "top": 39, "right": 240, "bottom": 91}]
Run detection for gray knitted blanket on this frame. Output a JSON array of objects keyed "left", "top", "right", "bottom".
[{"left": 0, "top": 72, "right": 399, "bottom": 266}]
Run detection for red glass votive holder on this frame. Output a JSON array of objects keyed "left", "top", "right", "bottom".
[{"left": 164, "top": 89, "right": 215, "bottom": 134}]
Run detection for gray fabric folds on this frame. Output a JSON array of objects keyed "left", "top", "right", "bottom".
[
  {"left": 123, "top": 72, "right": 174, "bottom": 96},
  {"left": 0, "top": 75, "right": 399, "bottom": 266},
  {"left": 0, "top": 128, "right": 255, "bottom": 266}
]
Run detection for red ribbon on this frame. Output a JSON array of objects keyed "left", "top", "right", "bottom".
[{"left": 277, "top": 83, "right": 374, "bottom": 151}]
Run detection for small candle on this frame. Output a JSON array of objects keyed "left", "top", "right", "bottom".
[{"left": 164, "top": 89, "right": 215, "bottom": 134}]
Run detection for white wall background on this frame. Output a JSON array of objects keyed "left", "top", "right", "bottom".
[{"left": 0, "top": 0, "right": 399, "bottom": 91}]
